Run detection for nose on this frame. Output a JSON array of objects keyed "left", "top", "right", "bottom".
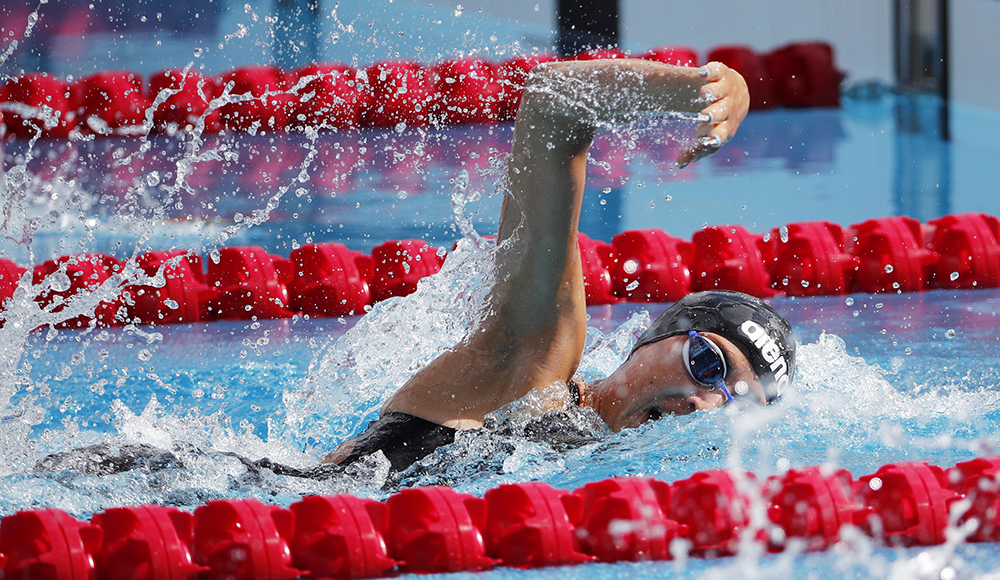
[
  {"left": 663, "top": 391, "right": 726, "bottom": 415},
  {"left": 658, "top": 395, "right": 704, "bottom": 416}
]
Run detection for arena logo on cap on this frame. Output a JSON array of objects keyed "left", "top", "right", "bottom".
[{"left": 739, "top": 320, "right": 790, "bottom": 391}]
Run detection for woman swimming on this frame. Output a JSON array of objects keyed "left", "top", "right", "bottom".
[
  {"left": 325, "top": 59, "right": 796, "bottom": 472},
  {"left": 36, "top": 58, "right": 795, "bottom": 479}
]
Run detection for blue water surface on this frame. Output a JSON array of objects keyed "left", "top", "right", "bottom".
[{"left": 3, "top": 95, "right": 1000, "bottom": 579}]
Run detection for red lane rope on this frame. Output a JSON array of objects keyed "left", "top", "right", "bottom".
[
  {"left": 2, "top": 213, "right": 998, "bottom": 330},
  {"left": 3, "top": 457, "right": 998, "bottom": 579},
  {"left": 0, "top": 42, "right": 842, "bottom": 140}
]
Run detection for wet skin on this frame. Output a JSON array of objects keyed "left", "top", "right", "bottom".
[
  {"left": 583, "top": 332, "right": 766, "bottom": 432},
  {"left": 328, "top": 59, "right": 750, "bottom": 460}
]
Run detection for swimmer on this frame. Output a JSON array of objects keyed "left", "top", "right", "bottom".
[
  {"left": 325, "top": 59, "right": 796, "bottom": 472},
  {"left": 36, "top": 59, "right": 796, "bottom": 480}
]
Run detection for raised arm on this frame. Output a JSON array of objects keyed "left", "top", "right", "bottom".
[
  {"left": 494, "top": 60, "right": 748, "bottom": 334},
  {"left": 378, "top": 59, "right": 749, "bottom": 429}
]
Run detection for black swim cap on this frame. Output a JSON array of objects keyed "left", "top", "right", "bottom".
[{"left": 631, "top": 290, "right": 796, "bottom": 403}]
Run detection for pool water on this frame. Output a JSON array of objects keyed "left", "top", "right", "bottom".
[{"left": 3, "top": 94, "right": 1000, "bottom": 579}]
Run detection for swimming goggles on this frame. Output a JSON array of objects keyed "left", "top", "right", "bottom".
[{"left": 682, "top": 330, "right": 735, "bottom": 403}]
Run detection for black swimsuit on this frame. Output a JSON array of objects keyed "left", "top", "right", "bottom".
[
  {"left": 35, "top": 382, "right": 589, "bottom": 479},
  {"left": 338, "top": 412, "right": 458, "bottom": 472},
  {"left": 336, "top": 380, "right": 585, "bottom": 472}
]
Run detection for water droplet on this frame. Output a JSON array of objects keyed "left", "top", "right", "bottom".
[
  {"left": 845, "top": 297, "right": 854, "bottom": 306},
  {"left": 884, "top": 264, "right": 894, "bottom": 274},
  {"left": 164, "top": 299, "right": 179, "bottom": 310},
  {"left": 945, "top": 329, "right": 956, "bottom": 339},
  {"left": 800, "top": 279, "right": 810, "bottom": 288},
  {"left": 193, "top": 47, "right": 203, "bottom": 57},
  {"left": 244, "top": 304, "right": 253, "bottom": 311},
  {"left": 950, "top": 271, "right": 960, "bottom": 281},
  {"left": 210, "top": 250, "right": 221, "bottom": 264},
  {"left": 397, "top": 190, "right": 408, "bottom": 200},
  {"left": 904, "top": 347, "right": 912, "bottom": 355},
  {"left": 626, "top": 280, "right": 639, "bottom": 291},
  {"left": 137, "top": 348, "right": 153, "bottom": 362},
  {"left": 48, "top": 271, "right": 71, "bottom": 292},
  {"left": 602, "top": 187, "right": 612, "bottom": 194},
  {"left": 869, "top": 477, "right": 883, "bottom": 491},
  {"left": 146, "top": 171, "right": 160, "bottom": 186},
  {"left": 779, "top": 226, "right": 789, "bottom": 243},
  {"left": 454, "top": 4, "right": 464, "bottom": 16},
  {"left": 295, "top": 188, "right": 308, "bottom": 197}
]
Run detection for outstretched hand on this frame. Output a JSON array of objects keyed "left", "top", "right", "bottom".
[{"left": 677, "top": 62, "right": 749, "bottom": 168}]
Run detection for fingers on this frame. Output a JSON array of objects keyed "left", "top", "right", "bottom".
[
  {"left": 676, "top": 62, "right": 749, "bottom": 168},
  {"left": 698, "top": 62, "right": 725, "bottom": 83},
  {"left": 677, "top": 135, "right": 722, "bottom": 169}
]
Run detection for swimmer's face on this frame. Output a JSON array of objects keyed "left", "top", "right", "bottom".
[{"left": 593, "top": 332, "right": 765, "bottom": 432}]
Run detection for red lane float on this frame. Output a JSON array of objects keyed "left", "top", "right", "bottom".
[
  {"left": 433, "top": 58, "right": 502, "bottom": 125},
  {"left": 77, "top": 71, "right": 150, "bottom": 134},
  {"left": 0, "top": 258, "right": 25, "bottom": 323},
  {"left": 361, "top": 62, "right": 439, "bottom": 129},
  {"left": 691, "top": 225, "right": 776, "bottom": 298},
  {"left": 577, "top": 233, "right": 618, "bottom": 305},
  {"left": 946, "top": 456, "right": 1000, "bottom": 542},
  {"left": 33, "top": 253, "right": 124, "bottom": 328},
  {"left": 289, "top": 495, "right": 397, "bottom": 580},
  {"left": 764, "top": 466, "right": 863, "bottom": 551},
  {"left": 610, "top": 229, "right": 694, "bottom": 302},
  {"left": 924, "top": 212, "right": 1000, "bottom": 290},
  {"left": 206, "top": 246, "right": 296, "bottom": 320},
  {"left": 385, "top": 486, "right": 496, "bottom": 574},
  {"left": 125, "top": 251, "right": 217, "bottom": 325},
  {"left": 853, "top": 462, "right": 961, "bottom": 546},
  {"left": 193, "top": 499, "right": 301, "bottom": 580},
  {"left": 92, "top": 505, "right": 206, "bottom": 580},
  {"left": 369, "top": 239, "right": 445, "bottom": 303},
  {"left": 5, "top": 457, "right": 1000, "bottom": 579},
  {"left": 574, "top": 477, "right": 681, "bottom": 562},
  {"left": 0, "top": 44, "right": 848, "bottom": 140},
  {"left": 288, "top": 243, "right": 372, "bottom": 317},
  {"left": 764, "top": 221, "right": 857, "bottom": 296},
  {"left": 0, "top": 73, "right": 78, "bottom": 138},
  {"left": 848, "top": 216, "right": 937, "bottom": 294},
  {"left": 0, "top": 508, "right": 102, "bottom": 580},
  {"left": 148, "top": 68, "right": 220, "bottom": 132},
  {"left": 483, "top": 482, "right": 591, "bottom": 568},
  {"left": 289, "top": 64, "right": 368, "bottom": 131},
  {"left": 765, "top": 42, "right": 843, "bottom": 109},
  {"left": 670, "top": 469, "right": 755, "bottom": 556},
  {"left": 217, "top": 66, "right": 295, "bottom": 134},
  {"left": 5, "top": 212, "right": 1000, "bottom": 328}
]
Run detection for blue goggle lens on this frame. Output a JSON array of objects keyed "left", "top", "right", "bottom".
[
  {"left": 686, "top": 332, "right": 726, "bottom": 384},
  {"left": 684, "top": 331, "right": 735, "bottom": 403}
]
